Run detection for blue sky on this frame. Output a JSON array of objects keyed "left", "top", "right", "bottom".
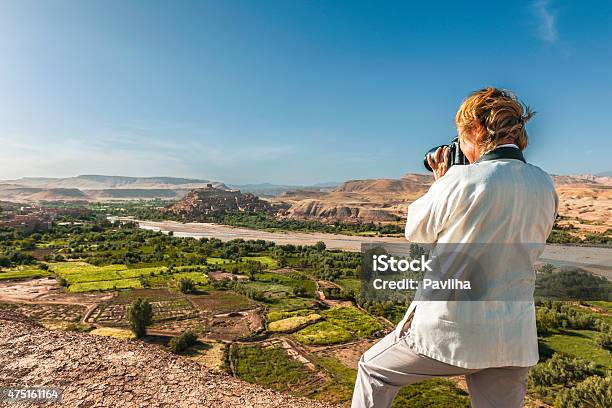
[{"left": 0, "top": 0, "right": 610, "bottom": 184}]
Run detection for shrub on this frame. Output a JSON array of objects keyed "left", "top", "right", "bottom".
[
  {"left": 536, "top": 269, "right": 610, "bottom": 300},
  {"left": 555, "top": 375, "right": 612, "bottom": 408},
  {"left": 535, "top": 300, "right": 603, "bottom": 334},
  {"left": 292, "top": 284, "right": 307, "bottom": 297},
  {"left": 547, "top": 230, "right": 581, "bottom": 244},
  {"left": 64, "top": 322, "right": 91, "bottom": 332},
  {"left": 167, "top": 330, "right": 198, "bottom": 354},
  {"left": 536, "top": 307, "right": 561, "bottom": 335},
  {"left": 529, "top": 354, "right": 602, "bottom": 387},
  {"left": 127, "top": 298, "right": 153, "bottom": 338},
  {"left": 56, "top": 276, "right": 68, "bottom": 287},
  {"left": 596, "top": 332, "right": 612, "bottom": 352},
  {"left": 179, "top": 278, "right": 195, "bottom": 293}
]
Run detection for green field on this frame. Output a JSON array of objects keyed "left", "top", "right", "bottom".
[
  {"left": 335, "top": 278, "right": 362, "bottom": 293},
  {"left": 322, "top": 306, "right": 385, "bottom": 337},
  {"left": 586, "top": 300, "right": 612, "bottom": 312},
  {"left": 266, "top": 308, "right": 316, "bottom": 322},
  {"left": 265, "top": 297, "right": 320, "bottom": 313},
  {"left": 539, "top": 329, "right": 612, "bottom": 369},
  {"left": 310, "top": 356, "right": 470, "bottom": 407},
  {"left": 268, "top": 314, "right": 321, "bottom": 332},
  {"left": 206, "top": 257, "right": 232, "bottom": 265},
  {"left": 189, "top": 290, "right": 255, "bottom": 314},
  {"left": 0, "top": 266, "right": 50, "bottom": 281},
  {"left": 231, "top": 344, "right": 311, "bottom": 393},
  {"left": 392, "top": 378, "right": 471, "bottom": 407},
  {"left": 149, "top": 271, "right": 209, "bottom": 287},
  {"left": 50, "top": 261, "right": 208, "bottom": 292},
  {"left": 293, "top": 321, "right": 354, "bottom": 345},
  {"left": 252, "top": 271, "right": 317, "bottom": 297},
  {"left": 242, "top": 256, "right": 278, "bottom": 268},
  {"left": 68, "top": 278, "right": 143, "bottom": 292}
]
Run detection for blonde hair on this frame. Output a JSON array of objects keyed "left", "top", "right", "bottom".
[{"left": 455, "top": 87, "right": 535, "bottom": 152}]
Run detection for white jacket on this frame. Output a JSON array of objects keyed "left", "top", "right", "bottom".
[{"left": 400, "top": 151, "right": 558, "bottom": 368}]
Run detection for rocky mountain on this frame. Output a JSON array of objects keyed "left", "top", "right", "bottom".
[
  {"left": 0, "top": 311, "right": 331, "bottom": 408},
  {"left": 0, "top": 175, "right": 227, "bottom": 202},
  {"left": 273, "top": 173, "right": 434, "bottom": 224},
  {"left": 4, "top": 175, "right": 227, "bottom": 189},
  {"left": 1, "top": 172, "right": 608, "bottom": 235},
  {"left": 165, "top": 185, "right": 286, "bottom": 218},
  {"left": 274, "top": 173, "right": 611, "bottom": 233}
]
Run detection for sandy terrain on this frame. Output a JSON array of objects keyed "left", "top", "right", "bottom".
[{"left": 0, "top": 277, "right": 112, "bottom": 304}]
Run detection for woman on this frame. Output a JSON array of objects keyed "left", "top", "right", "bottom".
[{"left": 351, "top": 88, "right": 558, "bottom": 408}]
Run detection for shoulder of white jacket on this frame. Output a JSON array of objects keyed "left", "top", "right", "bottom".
[
  {"left": 433, "top": 165, "right": 470, "bottom": 187},
  {"left": 516, "top": 162, "right": 557, "bottom": 188}
]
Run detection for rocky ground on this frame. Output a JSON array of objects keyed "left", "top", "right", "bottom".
[{"left": 0, "top": 311, "right": 333, "bottom": 408}]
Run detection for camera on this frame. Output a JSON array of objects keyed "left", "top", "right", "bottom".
[{"left": 423, "top": 136, "right": 468, "bottom": 172}]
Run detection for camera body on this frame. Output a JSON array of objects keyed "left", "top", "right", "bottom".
[{"left": 423, "top": 137, "right": 469, "bottom": 172}]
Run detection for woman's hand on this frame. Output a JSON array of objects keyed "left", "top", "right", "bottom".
[{"left": 427, "top": 146, "right": 450, "bottom": 180}]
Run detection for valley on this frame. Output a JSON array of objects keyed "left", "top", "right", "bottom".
[
  {"left": 0, "top": 174, "right": 610, "bottom": 407},
  {"left": 0, "top": 210, "right": 610, "bottom": 407}
]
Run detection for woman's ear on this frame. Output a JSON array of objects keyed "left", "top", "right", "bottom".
[{"left": 459, "top": 131, "right": 480, "bottom": 163}]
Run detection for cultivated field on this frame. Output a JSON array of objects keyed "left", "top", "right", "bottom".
[{"left": 0, "top": 211, "right": 609, "bottom": 407}]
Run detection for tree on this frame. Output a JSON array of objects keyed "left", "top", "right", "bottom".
[
  {"left": 409, "top": 243, "right": 425, "bottom": 260},
  {"left": 278, "top": 256, "right": 288, "bottom": 268},
  {"left": 314, "top": 241, "right": 326, "bottom": 251},
  {"left": 293, "top": 285, "right": 307, "bottom": 297},
  {"left": 128, "top": 298, "right": 153, "bottom": 338},
  {"left": 179, "top": 278, "right": 195, "bottom": 294}
]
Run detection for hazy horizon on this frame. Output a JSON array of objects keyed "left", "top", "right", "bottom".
[
  {"left": 1, "top": 170, "right": 611, "bottom": 188},
  {"left": 1, "top": 0, "right": 610, "bottom": 184}
]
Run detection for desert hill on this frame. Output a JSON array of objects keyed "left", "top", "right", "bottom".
[
  {"left": 0, "top": 175, "right": 228, "bottom": 202},
  {"left": 551, "top": 175, "right": 612, "bottom": 234},
  {"left": 4, "top": 175, "right": 227, "bottom": 189},
  {"left": 273, "top": 173, "right": 433, "bottom": 224},
  {"left": 274, "top": 173, "right": 611, "bottom": 233},
  {"left": 0, "top": 172, "right": 609, "bottom": 234},
  {"left": 333, "top": 174, "right": 433, "bottom": 195},
  {"left": 0, "top": 311, "right": 330, "bottom": 408}
]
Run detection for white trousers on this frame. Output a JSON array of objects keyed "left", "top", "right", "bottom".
[{"left": 351, "top": 329, "right": 529, "bottom": 408}]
